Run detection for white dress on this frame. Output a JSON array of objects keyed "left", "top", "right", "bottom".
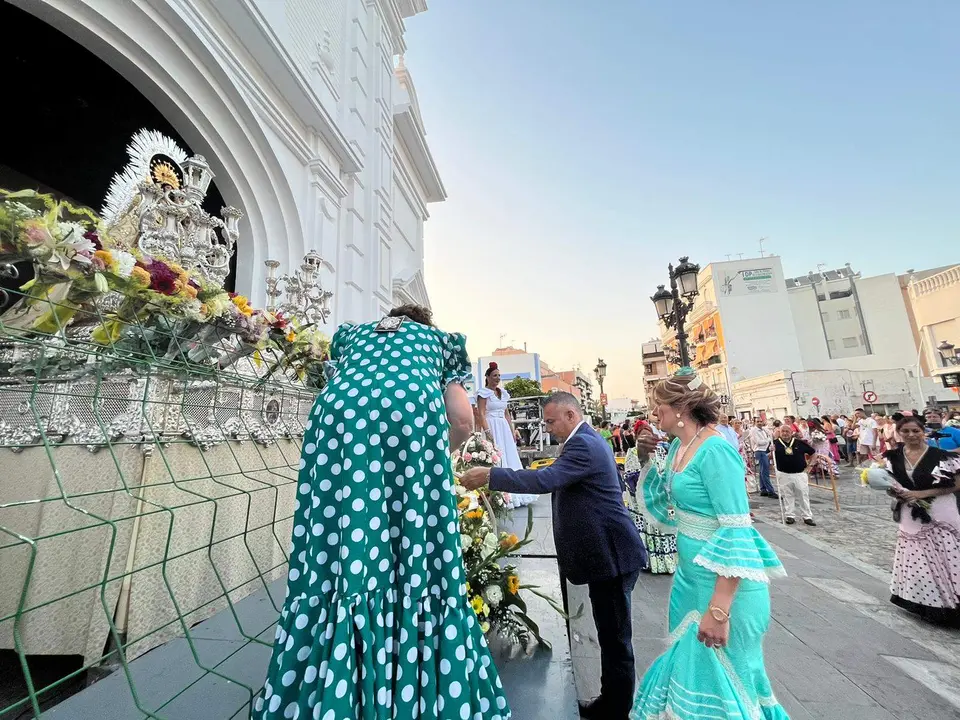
[{"left": 478, "top": 386, "right": 537, "bottom": 508}]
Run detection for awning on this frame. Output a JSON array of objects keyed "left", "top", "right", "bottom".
[{"left": 703, "top": 339, "right": 720, "bottom": 361}]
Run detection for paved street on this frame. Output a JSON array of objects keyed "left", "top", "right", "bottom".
[{"left": 567, "top": 489, "right": 960, "bottom": 720}]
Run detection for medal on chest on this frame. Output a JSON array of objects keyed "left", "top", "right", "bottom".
[{"left": 781, "top": 438, "right": 794, "bottom": 455}]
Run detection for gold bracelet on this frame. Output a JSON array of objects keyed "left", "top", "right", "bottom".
[{"left": 708, "top": 605, "right": 730, "bottom": 623}]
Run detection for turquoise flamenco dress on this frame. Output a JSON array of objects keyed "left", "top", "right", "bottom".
[
  {"left": 252, "top": 320, "right": 510, "bottom": 720},
  {"left": 632, "top": 436, "right": 790, "bottom": 720}
]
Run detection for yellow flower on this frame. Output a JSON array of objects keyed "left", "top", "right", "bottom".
[
  {"left": 183, "top": 284, "right": 198, "bottom": 300},
  {"left": 457, "top": 496, "right": 471, "bottom": 510},
  {"left": 500, "top": 533, "right": 519, "bottom": 549},
  {"left": 94, "top": 250, "right": 116, "bottom": 271},
  {"left": 470, "top": 595, "right": 485, "bottom": 616},
  {"left": 286, "top": 330, "right": 297, "bottom": 343},
  {"left": 506, "top": 575, "right": 520, "bottom": 594},
  {"left": 465, "top": 509, "right": 484, "bottom": 520},
  {"left": 130, "top": 266, "right": 152, "bottom": 288},
  {"left": 480, "top": 621, "right": 490, "bottom": 634},
  {"left": 230, "top": 294, "right": 254, "bottom": 316}
]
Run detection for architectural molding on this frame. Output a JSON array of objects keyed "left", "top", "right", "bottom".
[
  {"left": 213, "top": 0, "right": 362, "bottom": 173},
  {"left": 369, "top": 0, "right": 406, "bottom": 55},
  {"left": 308, "top": 158, "right": 350, "bottom": 201},
  {"left": 393, "top": 60, "right": 445, "bottom": 203},
  {"left": 396, "top": 0, "right": 428, "bottom": 19},
  {"left": 392, "top": 268, "right": 430, "bottom": 309}
]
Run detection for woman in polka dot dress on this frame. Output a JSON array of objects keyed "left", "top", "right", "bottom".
[
  {"left": 253, "top": 305, "right": 511, "bottom": 719},
  {"left": 884, "top": 415, "right": 960, "bottom": 628}
]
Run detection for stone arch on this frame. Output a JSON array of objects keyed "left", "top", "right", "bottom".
[{"left": 11, "top": 0, "right": 303, "bottom": 303}]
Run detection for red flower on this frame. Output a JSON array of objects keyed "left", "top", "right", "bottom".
[
  {"left": 145, "top": 259, "right": 179, "bottom": 295},
  {"left": 83, "top": 230, "right": 102, "bottom": 251}
]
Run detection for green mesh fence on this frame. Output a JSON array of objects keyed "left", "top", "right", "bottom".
[{"left": 0, "top": 278, "right": 313, "bottom": 718}]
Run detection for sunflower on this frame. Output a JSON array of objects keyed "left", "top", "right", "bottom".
[{"left": 506, "top": 575, "right": 520, "bottom": 594}]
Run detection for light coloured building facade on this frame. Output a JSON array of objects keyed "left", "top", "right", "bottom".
[
  {"left": 657, "top": 256, "right": 959, "bottom": 419},
  {"left": 5, "top": 0, "right": 444, "bottom": 332},
  {"left": 901, "top": 265, "right": 960, "bottom": 400},
  {"left": 641, "top": 340, "right": 669, "bottom": 404},
  {"left": 786, "top": 266, "right": 918, "bottom": 372},
  {"left": 659, "top": 256, "right": 803, "bottom": 411}
]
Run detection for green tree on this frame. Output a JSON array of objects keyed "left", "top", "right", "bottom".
[{"left": 504, "top": 377, "right": 542, "bottom": 398}]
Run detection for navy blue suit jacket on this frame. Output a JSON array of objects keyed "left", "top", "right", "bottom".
[{"left": 490, "top": 423, "right": 646, "bottom": 585}]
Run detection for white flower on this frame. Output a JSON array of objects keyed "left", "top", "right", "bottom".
[
  {"left": 6, "top": 202, "right": 36, "bottom": 221},
  {"left": 482, "top": 533, "right": 498, "bottom": 553},
  {"left": 112, "top": 250, "right": 136, "bottom": 278},
  {"left": 182, "top": 299, "right": 205, "bottom": 321},
  {"left": 460, "top": 534, "right": 473, "bottom": 550},
  {"left": 483, "top": 585, "right": 503, "bottom": 607},
  {"left": 93, "top": 273, "right": 109, "bottom": 293}
]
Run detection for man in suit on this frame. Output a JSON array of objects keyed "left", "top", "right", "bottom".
[{"left": 461, "top": 392, "right": 654, "bottom": 719}]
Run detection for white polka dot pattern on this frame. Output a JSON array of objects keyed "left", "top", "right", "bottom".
[{"left": 252, "top": 321, "right": 509, "bottom": 719}]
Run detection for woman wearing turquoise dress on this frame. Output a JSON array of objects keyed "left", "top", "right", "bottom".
[
  {"left": 632, "top": 369, "right": 790, "bottom": 720},
  {"left": 252, "top": 305, "right": 510, "bottom": 720}
]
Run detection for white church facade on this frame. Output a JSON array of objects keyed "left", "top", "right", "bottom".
[{"left": 2, "top": 0, "right": 444, "bottom": 327}]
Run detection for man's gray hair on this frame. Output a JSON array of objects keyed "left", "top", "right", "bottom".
[{"left": 543, "top": 392, "right": 583, "bottom": 415}]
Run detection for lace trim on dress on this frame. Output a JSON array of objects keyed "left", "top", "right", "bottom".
[
  {"left": 691, "top": 556, "right": 787, "bottom": 584},
  {"left": 717, "top": 513, "right": 754, "bottom": 528},
  {"left": 674, "top": 508, "right": 719, "bottom": 540}
]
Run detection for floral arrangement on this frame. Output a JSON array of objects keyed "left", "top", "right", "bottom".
[
  {"left": 452, "top": 431, "right": 571, "bottom": 654},
  {"left": 451, "top": 431, "right": 511, "bottom": 519},
  {"left": 0, "top": 189, "right": 330, "bottom": 386},
  {"left": 810, "top": 430, "right": 827, "bottom": 443}
]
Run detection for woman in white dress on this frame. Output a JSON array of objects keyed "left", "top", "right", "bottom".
[{"left": 477, "top": 362, "right": 538, "bottom": 508}]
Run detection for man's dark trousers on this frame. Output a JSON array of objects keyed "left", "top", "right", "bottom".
[{"left": 588, "top": 569, "right": 640, "bottom": 717}]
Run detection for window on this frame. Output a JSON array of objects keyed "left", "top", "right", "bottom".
[
  {"left": 820, "top": 312, "right": 829, "bottom": 323},
  {"left": 829, "top": 290, "right": 853, "bottom": 299},
  {"left": 838, "top": 309, "right": 851, "bottom": 320},
  {"left": 842, "top": 337, "right": 858, "bottom": 348},
  {"left": 644, "top": 363, "right": 654, "bottom": 374},
  {"left": 816, "top": 294, "right": 826, "bottom": 301}
]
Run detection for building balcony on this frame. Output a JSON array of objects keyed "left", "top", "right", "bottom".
[{"left": 910, "top": 265, "right": 960, "bottom": 298}]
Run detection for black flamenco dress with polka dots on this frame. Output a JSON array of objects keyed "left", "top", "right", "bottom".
[
  {"left": 253, "top": 320, "right": 510, "bottom": 719},
  {"left": 886, "top": 445, "right": 960, "bottom": 627}
]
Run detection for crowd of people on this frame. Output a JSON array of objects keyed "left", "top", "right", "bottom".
[{"left": 252, "top": 303, "right": 960, "bottom": 720}]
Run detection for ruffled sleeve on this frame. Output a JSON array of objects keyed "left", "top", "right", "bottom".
[
  {"left": 329, "top": 322, "right": 356, "bottom": 362},
  {"left": 476, "top": 387, "right": 494, "bottom": 400},
  {"left": 440, "top": 332, "right": 473, "bottom": 390},
  {"left": 638, "top": 440, "right": 677, "bottom": 531},
  {"left": 693, "top": 440, "right": 785, "bottom": 583}
]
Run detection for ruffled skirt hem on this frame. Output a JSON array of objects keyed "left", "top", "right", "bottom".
[
  {"left": 252, "top": 586, "right": 510, "bottom": 719},
  {"left": 631, "top": 612, "right": 785, "bottom": 720}
]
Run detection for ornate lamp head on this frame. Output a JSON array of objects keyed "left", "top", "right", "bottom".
[{"left": 181, "top": 155, "right": 214, "bottom": 204}]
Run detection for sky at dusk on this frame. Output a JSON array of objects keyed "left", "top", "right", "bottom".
[{"left": 405, "top": 1, "right": 960, "bottom": 399}]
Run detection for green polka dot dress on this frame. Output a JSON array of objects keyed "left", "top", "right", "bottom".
[{"left": 253, "top": 319, "right": 511, "bottom": 720}]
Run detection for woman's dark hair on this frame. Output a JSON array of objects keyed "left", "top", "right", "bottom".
[
  {"left": 895, "top": 415, "right": 925, "bottom": 433},
  {"left": 388, "top": 304, "right": 433, "bottom": 326},
  {"left": 601, "top": 421, "right": 609, "bottom": 429},
  {"left": 891, "top": 412, "right": 904, "bottom": 422},
  {"left": 809, "top": 418, "right": 823, "bottom": 430},
  {"left": 821, "top": 415, "right": 831, "bottom": 422},
  {"left": 773, "top": 420, "right": 782, "bottom": 427},
  {"left": 484, "top": 361, "right": 499, "bottom": 378}
]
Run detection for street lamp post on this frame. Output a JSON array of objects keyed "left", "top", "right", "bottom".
[
  {"left": 937, "top": 340, "right": 959, "bottom": 367},
  {"left": 651, "top": 256, "right": 701, "bottom": 368},
  {"left": 594, "top": 358, "right": 607, "bottom": 422}
]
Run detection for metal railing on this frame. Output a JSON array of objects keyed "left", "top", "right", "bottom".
[{"left": 0, "top": 286, "right": 312, "bottom": 718}]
